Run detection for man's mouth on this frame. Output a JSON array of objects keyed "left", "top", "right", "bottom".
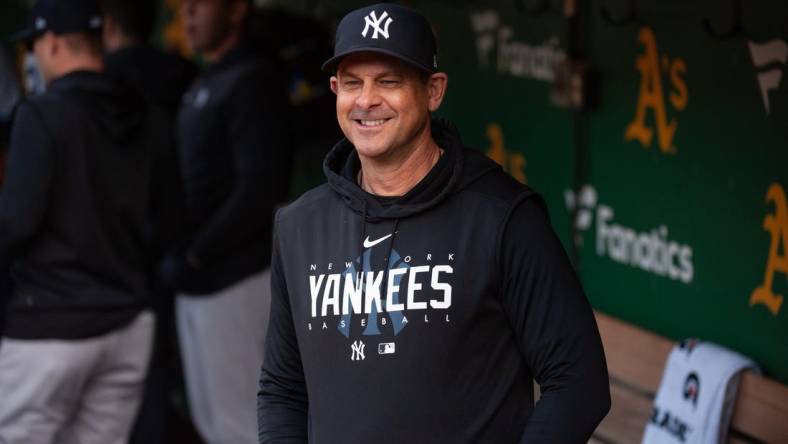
[{"left": 355, "top": 118, "right": 391, "bottom": 127}]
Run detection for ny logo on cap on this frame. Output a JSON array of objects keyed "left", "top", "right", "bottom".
[{"left": 362, "top": 10, "right": 393, "bottom": 40}]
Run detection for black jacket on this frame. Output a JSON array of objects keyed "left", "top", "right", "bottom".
[
  {"left": 104, "top": 44, "right": 197, "bottom": 116},
  {"left": 166, "top": 44, "right": 292, "bottom": 294},
  {"left": 0, "top": 70, "right": 179, "bottom": 339},
  {"left": 258, "top": 119, "right": 611, "bottom": 443}
]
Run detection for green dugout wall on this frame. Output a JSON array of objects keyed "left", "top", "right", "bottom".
[{"left": 272, "top": 0, "right": 788, "bottom": 383}]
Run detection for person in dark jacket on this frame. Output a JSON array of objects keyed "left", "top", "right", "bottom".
[
  {"left": 0, "top": 0, "right": 178, "bottom": 443},
  {"left": 160, "top": 0, "right": 291, "bottom": 443},
  {"left": 257, "top": 4, "right": 611, "bottom": 444},
  {"left": 101, "top": 2, "right": 196, "bottom": 443},
  {"left": 102, "top": 0, "right": 196, "bottom": 116},
  {"left": 0, "top": 44, "right": 21, "bottom": 336}
]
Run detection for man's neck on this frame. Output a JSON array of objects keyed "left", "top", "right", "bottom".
[
  {"left": 358, "top": 130, "right": 443, "bottom": 197},
  {"left": 104, "top": 33, "right": 139, "bottom": 53},
  {"left": 49, "top": 57, "right": 104, "bottom": 83},
  {"left": 202, "top": 31, "right": 241, "bottom": 64}
]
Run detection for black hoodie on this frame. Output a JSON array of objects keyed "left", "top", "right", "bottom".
[
  {"left": 0, "top": 70, "right": 179, "bottom": 339},
  {"left": 166, "top": 43, "right": 292, "bottom": 294},
  {"left": 258, "top": 119, "right": 611, "bottom": 443},
  {"left": 104, "top": 44, "right": 197, "bottom": 117}
]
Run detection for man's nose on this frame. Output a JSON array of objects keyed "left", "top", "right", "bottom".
[{"left": 354, "top": 82, "right": 380, "bottom": 109}]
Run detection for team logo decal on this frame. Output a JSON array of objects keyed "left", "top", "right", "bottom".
[
  {"left": 362, "top": 10, "right": 393, "bottom": 40},
  {"left": 625, "top": 27, "right": 688, "bottom": 154},
  {"left": 750, "top": 183, "right": 788, "bottom": 316},
  {"left": 683, "top": 372, "right": 700, "bottom": 408},
  {"left": 350, "top": 340, "right": 366, "bottom": 361},
  {"left": 748, "top": 39, "right": 787, "bottom": 115}
]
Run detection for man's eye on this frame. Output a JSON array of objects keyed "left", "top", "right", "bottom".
[
  {"left": 380, "top": 79, "right": 399, "bottom": 86},
  {"left": 343, "top": 80, "right": 361, "bottom": 88}
]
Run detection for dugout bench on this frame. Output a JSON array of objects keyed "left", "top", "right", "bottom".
[{"left": 588, "top": 311, "right": 788, "bottom": 444}]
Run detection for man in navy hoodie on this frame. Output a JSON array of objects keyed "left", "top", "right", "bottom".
[{"left": 258, "top": 3, "right": 610, "bottom": 444}]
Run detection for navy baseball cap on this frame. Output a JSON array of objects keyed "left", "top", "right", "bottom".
[
  {"left": 11, "top": 0, "right": 103, "bottom": 44},
  {"left": 322, "top": 3, "right": 438, "bottom": 74}
]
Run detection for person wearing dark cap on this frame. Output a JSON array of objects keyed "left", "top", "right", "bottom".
[
  {"left": 100, "top": 3, "right": 196, "bottom": 443},
  {"left": 158, "top": 0, "right": 291, "bottom": 443},
  {"left": 257, "top": 3, "right": 610, "bottom": 443},
  {"left": 102, "top": 0, "right": 197, "bottom": 115},
  {"left": 0, "top": 0, "right": 179, "bottom": 443}
]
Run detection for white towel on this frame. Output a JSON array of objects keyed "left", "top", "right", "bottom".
[{"left": 641, "top": 339, "right": 760, "bottom": 444}]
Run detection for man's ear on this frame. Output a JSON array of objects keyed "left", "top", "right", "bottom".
[
  {"left": 103, "top": 14, "right": 116, "bottom": 35},
  {"left": 330, "top": 75, "right": 339, "bottom": 95},
  {"left": 102, "top": 14, "right": 117, "bottom": 49},
  {"left": 45, "top": 32, "right": 59, "bottom": 59},
  {"left": 427, "top": 72, "right": 448, "bottom": 112}
]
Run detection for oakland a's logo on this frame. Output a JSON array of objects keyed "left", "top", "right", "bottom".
[
  {"left": 625, "top": 27, "right": 688, "bottom": 154},
  {"left": 750, "top": 183, "right": 788, "bottom": 316}
]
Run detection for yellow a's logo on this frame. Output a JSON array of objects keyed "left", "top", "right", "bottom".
[
  {"left": 750, "top": 183, "right": 788, "bottom": 315},
  {"left": 486, "top": 124, "right": 526, "bottom": 184},
  {"left": 625, "top": 27, "right": 688, "bottom": 154}
]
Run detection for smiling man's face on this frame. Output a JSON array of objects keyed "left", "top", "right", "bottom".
[{"left": 330, "top": 52, "right": 438, "bottom": 161}]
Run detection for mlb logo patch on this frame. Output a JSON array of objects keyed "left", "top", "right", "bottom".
[{"left": 378, "top": 343, "right": 396, "bottom": 355}]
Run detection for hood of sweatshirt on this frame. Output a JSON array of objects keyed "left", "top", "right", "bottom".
[
  {"left": 323, "top": 118, "right": 501, "bottom": 222},
  {"left": 47, "top": 70, "right": 145, "bottom": 143}
]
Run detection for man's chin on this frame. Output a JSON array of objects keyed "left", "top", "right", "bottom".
[
  {"left": 353, "top": 143, "right": 392, "bottom": 160},
  {"left": 349, "top": 133, "right": 384, "bottom": 155}
]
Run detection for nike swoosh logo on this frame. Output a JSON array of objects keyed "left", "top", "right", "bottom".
[{"left": 363, "top": 234, "right": 393, "bottom": 248}]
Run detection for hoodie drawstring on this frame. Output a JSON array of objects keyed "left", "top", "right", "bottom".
[
  {"left": 357, "top": 201, "right": 400, "bottom": 309},
  {"left": 380, "top": 218, "right": 400, "bottom": 305},
  {"left": 359, "top": 201, "right": 368, "bottom": 270}
]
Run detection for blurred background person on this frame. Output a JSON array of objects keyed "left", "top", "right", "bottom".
[
  {"left": 247, "top": 8, "right": 342, "bottom": 198},
  {"left": 158, "top": 0, "right": 292, "bottom": 443},
  {"left": 102, "top": 0, "right": 196, "bottom": 116},
  {"left": 0, "top": 0, "right": 179, "bottom": 442},
  {"left": 0, "top": 44, "right": 21, "bottom": 142},
  {"left": 101, "top": 1, "right": 196, "bottom": 443},
  {"left": 0, "top": 43, "right": 21, "bottom": 337}
]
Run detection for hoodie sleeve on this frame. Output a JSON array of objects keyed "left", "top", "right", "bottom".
[
  {"left": 258, "top": 214, "right": 309, "bottom": 443},
  {"left": 186, "top": 69, "right": 290, "bottom": 265},
  {"left": 0, "top": 102, "right": 55, "bottom": 268},
  {"left": 498, "top": 194, "right": 610, "bottom": 443}
]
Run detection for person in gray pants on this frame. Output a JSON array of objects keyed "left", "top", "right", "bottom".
[
  {"left": 157, "top": 0, "right": 291, "bottom": 443},
  {"left": 0, "top": 0, "right": 179, "bottom": 443}
]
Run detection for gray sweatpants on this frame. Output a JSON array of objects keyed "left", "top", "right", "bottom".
[
  {"left": 0, "top": 311, "right": 154, "bottom": 444},
  {"left": 176, "top": 268, "right": 270, "bottom": 444}
]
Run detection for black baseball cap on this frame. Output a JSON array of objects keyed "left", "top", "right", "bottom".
[
  {"left": 11, "top": 0, "right": 103, "bottom": 45},
  {"left": 322, "top": 3, "right": 438, "bottom": 74}
]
